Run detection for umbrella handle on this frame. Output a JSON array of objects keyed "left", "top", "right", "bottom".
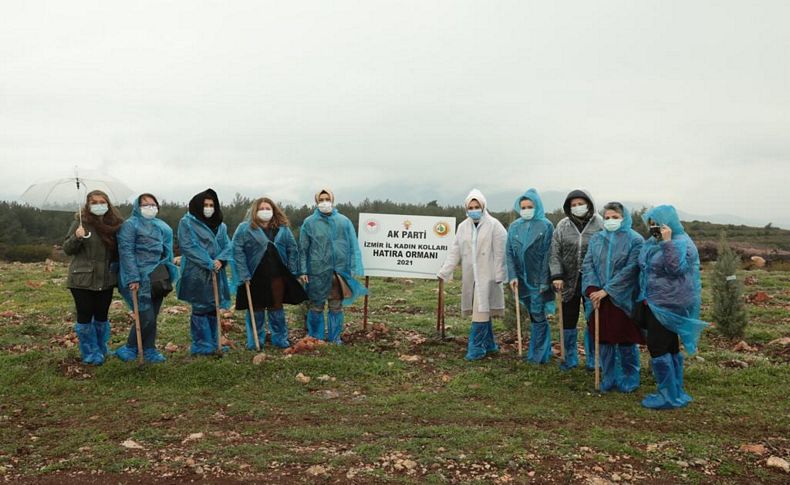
[
  {"left": 77, "top": 224, "right": 92, "bottom": 239},
  {"left": 78, "top": 209, "right": 92, "bottom": 239}
]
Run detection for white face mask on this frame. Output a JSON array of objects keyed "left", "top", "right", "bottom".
[
  {"left": 571, "top": 204, "right": 588, "bottom": 217},
  {"left": 520, "top": 208, "right": 535, "bottom": 220},
  {"left": 140, "top": 205, "right": 158, "bottom": 219},
  {"left": 318, "top": 201, "right": 333, "bottom": 214},
  {"left": 89, "top": 203, "right": 108, "bottom": 216},
  {"left": 257, "top": 209, "right": 273, "bottom": 221},
  {"left": 203, "top": 207, "right": 215, "bottom": 218},
  {"left": 604, "top": 218, "right": 623, "bottom": 232}
]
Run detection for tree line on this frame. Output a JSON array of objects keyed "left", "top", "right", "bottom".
[{"left": 0, "top": 196, "right": 786, "bottom": 262}]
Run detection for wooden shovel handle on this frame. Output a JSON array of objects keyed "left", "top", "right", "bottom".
[
  {"left": 245, "top": 281, "right": 260, "bottom": 351},
  {"left": 514, "top": 284, "right": 523, "bottom": 357},
  {"left": 557, "top": 292, "right": 565, "bottom": 361},
  {"left": 131, "top": 287, "right": 144, "bottom": 365},
  {"left": 212, "top": 272, "right": 223, "bottom": 354},
  {"left": 594, "top": 308, "right": 600, "bottom": 391}
]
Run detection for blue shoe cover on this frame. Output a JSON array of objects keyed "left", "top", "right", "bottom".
[
  {"left": 245, "top": 311, "right": 266, "bottom": 350},
  {"left": 617, "top": 344, "right": 641, "bottom": 393},
  {"left": 559, "top": 328, "right": 579, "bottom": 371},
  {"left": 75, "top": 323, "right": 100, "bottom": 365},
  {"left": 306, "top": 310, "right": 325, "bottom": 340},
  {"left": 327, "top": 311, "right": 344, "bottom": 344},
  {"left": 465, "top": 322, "right": 487, "bottom": 361},
  {"left": 641, "top": 354, "right": 686, "bottom": 410},
  {"left": 268, "top": 309, "right": 290, "bottom": 348},
  {"left": 526, "top": 321, "right": 551, "bottom": 364},
  {"left": 190, "top": 313, "right": 217, "bottom": 355}
]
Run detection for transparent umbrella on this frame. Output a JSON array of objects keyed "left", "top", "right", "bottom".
[{"left": 20, "top": 167, "right": 134, "bottom": 239}]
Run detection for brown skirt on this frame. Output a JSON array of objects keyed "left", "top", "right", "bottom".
[{"left": 586, "top": 286, "right": 645, "bottom": 345}]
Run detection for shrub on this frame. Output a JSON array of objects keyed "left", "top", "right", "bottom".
[
  {"left": 3, "top": 244, "right": 52, "bottom": 262},
  {"left": 711, "top": 233, "right": 748, "bottom": 338}
]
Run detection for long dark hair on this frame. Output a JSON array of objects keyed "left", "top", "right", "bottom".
[{"left": 79, "top": 190, "right": 124, "bottom": 253}]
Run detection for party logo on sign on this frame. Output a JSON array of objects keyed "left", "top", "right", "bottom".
[
  {"left": 402, "top": 220, "right": 413, "bottom": 230},
  {"left": 364, "top": 219, "right": 380, "bottom": 234},
  {"left": 433, "top": 221, "right": 450, "bottom": 237}
]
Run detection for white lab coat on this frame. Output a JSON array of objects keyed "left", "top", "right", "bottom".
[{"left": 438, "top": 210, "right": 507, "bottom": 317}]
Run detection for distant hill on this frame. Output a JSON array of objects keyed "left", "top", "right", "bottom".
[
  {"left": 3, "top": 184, "right": 785, "bottom": 229},
  {"left": 309, "top": 184, "right": 785, "bottom": 230},
  {"left": 683, "top": 221, "right": 790, "bottom": 259}
]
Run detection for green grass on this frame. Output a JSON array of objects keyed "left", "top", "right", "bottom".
[{"left": 0, "top": 261, "right": 788, "bottom": 483}]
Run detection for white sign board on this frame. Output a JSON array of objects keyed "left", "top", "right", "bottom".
[{"left": 358, "top": 213, "right": 456, "bottom": 279}]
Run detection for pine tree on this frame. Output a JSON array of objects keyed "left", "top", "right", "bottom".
[{"left": 711, "top": 232, "right": 748, "bottom": 338}]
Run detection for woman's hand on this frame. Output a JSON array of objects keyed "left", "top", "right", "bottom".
[
  {"left": 213, "top": 260, "right": 222, "bottom": 272},
  {"left": 552, "top": 279, "right": 564, "bottom": 292},
  {"left": 75, "top": 226, "right": 86, "bottom": 239},
  {"left": 589, "top": 289, "right": 608, "bottom": 309},
  {"left": 509, "top": 279, "right": 518, "bottom": 291},
  {"left": 661, "top": 225, "right": 672, "bottom": 241},
  {"left": 128, "top": 282, "right": 140, "bottom": 292},
  {"left": 299, "top": 275, "right": 309, "bottom": 285}
]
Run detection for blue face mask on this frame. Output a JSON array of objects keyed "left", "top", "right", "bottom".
[{"left": 467, "top": 209, "right": 482, "bottom": 221}]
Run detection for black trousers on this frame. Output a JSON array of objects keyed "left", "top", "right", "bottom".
[
  {"left": 561, "top": 276, "right": 586, "bottom": 330},
  {"left": 70, "top": 288, "right": 114, "bottom": 323},
  {"left": 645, "top": 305, "right": 680, "bottom": 357}
]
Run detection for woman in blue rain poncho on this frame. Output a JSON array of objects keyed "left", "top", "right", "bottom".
[
  {"left": 637, "top": 205, "right": 708, "bottom": 409},
  {"left": 438, "top": 189, "right": 507, "bottom": 361},
  {"left": 581, "top": 202, "right": 645, "bottom": 392},
  {"left": 176, "top": 188, "right": 233, "bottom": 355},
  {"left": 299, "top": 188, "right": 366, "bottom": 344},
  {"left": 115, "top": 193, "right": 178, "bottom": 363},
  {"left": 550, "top": 189, "right": 604, "bottom": 371},
  {"left": 506, "top": 188, "right": 556, "bottom": 363},
  {"left": 231, "top": 197, "right": 307, "bottom": 350}
]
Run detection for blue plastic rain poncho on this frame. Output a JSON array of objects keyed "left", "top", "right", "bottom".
[
  {"left": 638, "top": 205, "right": 708, "bottom": 355},
  {"left": 506, "top": 189, "right": 556, "bottom": 317},
  {"left": 117, "top": 198, "right": 179, "bottom": 312},
  {"left": 581, "top": 205, "right": 644, "bottom": 320},
  {"left": 176, "top": 213, "right": 233, "bottom": 312},
  {"left": 581, "top": 204, "right": 644, "bottom": 392},
  {"left": 506, "top": 189, "right": 556, "bottom": 363},
  {"left": 230, "top": 220, "right": 300, "bottom": 290},
  {"left": 299, "top": 206, "right": 366, "bottom": 307},
  {"left": 231, "top": 219, "right": 303, "bottom": 349}
]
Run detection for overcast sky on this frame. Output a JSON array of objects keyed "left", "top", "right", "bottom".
[{"left": 1, "top": 0, "right": 789, "bottom": 226}]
